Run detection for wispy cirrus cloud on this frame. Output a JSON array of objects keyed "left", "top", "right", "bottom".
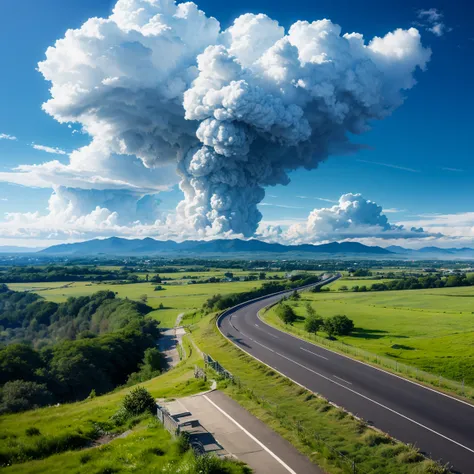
[
  {"left": 0, "top": 133, "right": 17, "bottom": 141},
  {"left": 259, "top": 203, "right": 305, "bottom": 209},
  {"left": 417, "top": 8, "right": 450, "bottom": 37},
  {"left": 383, "top": 208, "right": 407, "bottom": 213},
  {"left": 357, "top": 159, "right": 420, "bottom": 173},
  {"left": 296, "top": 195, "right": 338, "bottom": 203},
  {"left": 442, "top": 167, "right": 464, "bottom": 172},
  {"left": 32, "top": 144, "right": 67, "bottom": 155}
]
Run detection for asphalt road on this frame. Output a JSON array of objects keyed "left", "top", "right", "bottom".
[{"left": 217, "top": 277, "right": 474, "bottom": 473}]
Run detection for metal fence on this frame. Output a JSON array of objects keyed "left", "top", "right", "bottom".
[
  {"left": 156, "top": 404, "right": 181, "bottom": 436},
  {"left": 203, "top": 352, "right": 234, "bottom": 380}
]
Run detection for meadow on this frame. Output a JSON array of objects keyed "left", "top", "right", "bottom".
[
  {"left": 8, "top": 277, "right": 281, "bottom": 328},
  {"left": 265, "top": 280, "right": 474, "bottom": 387}
]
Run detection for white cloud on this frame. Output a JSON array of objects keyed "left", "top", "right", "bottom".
[
  {"left": 0, "top": 0, "right": 434, "bottom": 242},
  {"left": 32, "top": 144, "right": 67, "bottom": 155},
  {"left": 0, "top": 133, "right": 17, "bottom": 141},
  {"left": 284, "top": 193, "right": 434, "bottom": 243},
  {"left": 0, "top": 0, "right": 431, "bottom": 239}
]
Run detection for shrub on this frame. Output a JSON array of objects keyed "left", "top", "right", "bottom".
[
  {"left": 25, "top": 427, "right": 41, "bottom": 437},
  {"left": 122, "top": 387, "right": 156, "bottom": 416}
]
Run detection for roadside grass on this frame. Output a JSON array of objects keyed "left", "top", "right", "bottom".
[
  {"left": 190, "top": 314, "right": 447, "bottom": 474},
  {"left": 264, "top": 285, "right": 474, "bottom": 389},
  {"left": 2, "top": 417, "right": 250, "bottom": 474},
  {"left": 0, "top": 339, "right": 205, "bottom": 467}
]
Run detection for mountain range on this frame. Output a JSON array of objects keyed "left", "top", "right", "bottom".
[
  {"left": 0, "top": 238, "right": 472, "bottom": 259},
  {"left": 38, "top": 237, "right": 391, "bottom": 256}
]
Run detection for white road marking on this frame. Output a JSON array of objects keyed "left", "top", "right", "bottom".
[
  {"left": 257, "top": 310, "right": 474, "bottom": 410},
  {"left": 300, "top": 347, "right": 329, "bottom": 360},
  {"left": 268, "top": 333, "right": 279, "bottom": 339},
  {"left": 244, "top": 336, "right": 474, "bottom": 455},
  {"left": 203, "top": 395, "right": 298, "bottom": 474},
  {"left": 333, "top": 375, "right": 352, "bottom": 385},
  {"left": 255, "top": 324, "right": 260, "bottom": 327}
]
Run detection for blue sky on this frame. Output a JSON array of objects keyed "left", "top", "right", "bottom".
[{"left": 0, "top": 0, "right": 472, "bottom": 247}]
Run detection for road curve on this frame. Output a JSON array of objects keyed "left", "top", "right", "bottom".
[{"left": 217, "top": 277, "right": 474, "bottom": 473}]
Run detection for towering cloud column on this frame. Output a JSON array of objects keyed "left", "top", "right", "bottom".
[{"left": 39, "top": 0, "right": 431, "bottom": 237}]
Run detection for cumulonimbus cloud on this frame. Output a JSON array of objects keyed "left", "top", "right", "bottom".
[{"left": 1, "top": 0, "right": 431, "bottom": 238}]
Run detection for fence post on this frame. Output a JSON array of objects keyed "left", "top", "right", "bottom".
[{"left": 352, "top": 460, "right": 356, "bottom": 474}]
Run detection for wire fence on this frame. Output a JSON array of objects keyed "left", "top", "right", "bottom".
[{"left": 203, "top": 353, "right": 370, "bottom": 474}]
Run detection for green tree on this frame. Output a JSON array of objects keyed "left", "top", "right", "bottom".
[
  {"left": 305, "top": 302, "right": 315, "bottom": 318},
  {"left": 276, "top": 303, "right": 297, "bottom": 325},
  {"left": 143, "top": 347, "right": 162, "bottom": 371},
  {"left": 0, "top": 380, "right": 53, "bottom": 414},
  {"left": 305, "top": 314, "right": 324, "bottom": 334},
  {"left": 324, "top": 315, "right": 354, "bottom": 337}
]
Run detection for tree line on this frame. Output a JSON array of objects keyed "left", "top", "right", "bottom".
[
  {"left": 203, "top": 274, "right": 322, "bottom": 312},
  {"left": 347, "top": 273, "right": 474, "bottom": 293},
  {"left": 0, "top": 286, "right": 161, "bottom": 413}
]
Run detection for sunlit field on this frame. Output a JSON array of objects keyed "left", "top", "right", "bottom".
[{"left": 266, "top": 283, "right": 474, "bottom": 386}]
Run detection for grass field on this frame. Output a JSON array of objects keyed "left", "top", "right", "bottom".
[
  {"left": 265, "top": 284, "right": 474, "bottom": 387},
  {"left": 8, "top": 279, "right": 271, "bottom": 328},
  {"left": 325, "top": 278, "right": 391, "bottom": 291},
  {"left": 188, "top": 313, "right": 445, "bottom": 474}
]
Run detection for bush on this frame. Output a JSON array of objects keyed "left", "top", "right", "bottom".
[
  {"left": 0, "top": 380, "right": 54, "bottom": 414},
  {"left": 276, "top": 303, "right": 297, "bottom": 325},
  {"left": 122, "top": 387, "right": 156, "bottom": 416},
  {"left": 25, "top": 427, "right": 41, "bottom": 437},
  {"left": 304, "top": 314, "right": 324, "bottom": 333},
  {"left": 324, "top": 315, "right": 354, "bottom": 337}
]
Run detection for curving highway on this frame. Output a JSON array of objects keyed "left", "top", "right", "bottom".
[{"left": 217, "top": 276, "right": 474, "bottom": 473}]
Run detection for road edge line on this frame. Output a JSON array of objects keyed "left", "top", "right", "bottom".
[{"left": 202, "top": 394, "right": 298, "bottom": 474}]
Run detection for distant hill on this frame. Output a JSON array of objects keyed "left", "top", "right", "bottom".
[
  {"left": 386, "top": 245, "right": 474, "bottom": 259},
  {"left": 40, "top": 237, "right": 392, "bottom": 257}
]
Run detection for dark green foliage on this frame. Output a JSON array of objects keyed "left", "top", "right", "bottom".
[
  {"left": 122, "top": 387, "right": 156, "bottom": 416},
  {"left": 324, "top": 315, "right": 354, "bottom": 337},
  {"left": 0, "top": 288, "right": 152, "bottom": 346},
  {"left": 0, "top": 266, "right": 139, "bottom": 284},
  {"left": 357, "top": 272, "right": 474, "bottom": 292},
  {"left": 0, "top": 380, "right": 53, "bottom": 414},
  {"left": 0, "top": 344, "right": 44, "bottom": 384},
  {"left": 304, "top": 314, "right": 324, "bottom": 334},
  {"left": 25, "top": 427, "right": 41, "bottom": 437},
  {"left": 203, "top": 274, "right": 321, "bottom": 312},
  {"left": 0, "top": 288, "right": 161, "bottom": 412},
  {"left": 276, "top": 303, "right": 297, "bottom": 325}
]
